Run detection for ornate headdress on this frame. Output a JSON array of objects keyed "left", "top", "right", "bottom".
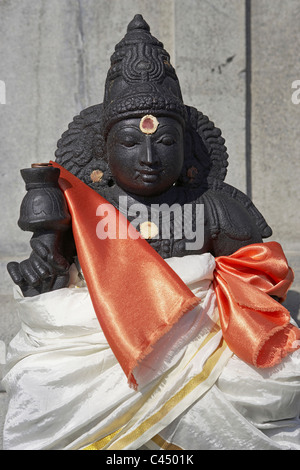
[{"left": 102, "top": 14, "right": 187, "bottom": 135}]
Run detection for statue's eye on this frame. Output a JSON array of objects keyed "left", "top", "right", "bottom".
[
  {"left": 158, "top": 135, "right": 175, "bottom": 146},
  {"left": 120, "top": 139, "right": 137, "bottom": 148}
]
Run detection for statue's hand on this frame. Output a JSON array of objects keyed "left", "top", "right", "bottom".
[{"left": 7, "top": 237, "right": 70, "bottom": 297}]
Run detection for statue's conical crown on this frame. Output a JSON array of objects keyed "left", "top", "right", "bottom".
[{"left": 103, "top": 14, "right": 186, "bottom": 134}]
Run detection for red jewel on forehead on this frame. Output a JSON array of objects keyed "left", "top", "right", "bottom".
[{"left": 139, "top": 115, "right": 159, "bottom": 134}]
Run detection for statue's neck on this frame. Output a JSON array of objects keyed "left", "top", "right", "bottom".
[{"left": 104, "top": 183, "right": 205, "bottom": 209}]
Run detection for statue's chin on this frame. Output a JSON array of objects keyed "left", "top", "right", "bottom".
[
  {"left": 117, "top": 182, "right": 174, "bottom": 198},
  {"left": 114, "top": 176, "right": 176, "bottom": 198}
]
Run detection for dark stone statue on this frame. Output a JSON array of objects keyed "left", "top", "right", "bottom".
[{"left": 7, "top": 14, "right": 272, "bottom": 296}]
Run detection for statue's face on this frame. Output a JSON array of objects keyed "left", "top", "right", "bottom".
[{"left": 107, "top": 116, "right": 184, "bottom": 196}]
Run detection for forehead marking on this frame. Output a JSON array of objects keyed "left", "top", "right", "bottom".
[{"left": 139, "top": 115, "right": 159, "bottom": 134}]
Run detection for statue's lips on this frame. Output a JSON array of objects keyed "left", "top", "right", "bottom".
[
  {"left": 139, "top": 169, "right": 161, "bottom": 175},
  {"left": 137, "top": 168, "right": 162, "bottom": 182}
]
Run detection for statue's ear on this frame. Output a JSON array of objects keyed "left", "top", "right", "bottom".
[
  {"left": 55, "top": 103, "right": 115, "bottom": 192},
  {"left": 178, "top": 105, "right": 228, "bottom": 190},
  {"left": 193, "top": 108, "right": 229, "bottom": 185}
]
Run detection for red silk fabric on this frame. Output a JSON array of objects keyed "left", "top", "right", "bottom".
[
  {"left": 214, "top": 243, "right": 300, "bottom": 368},
  {"left": 50, "top": 162, "right": 300, "bottom": 384},
  {"left": 50, "top": 162, "right": 199, "bottom": 388}
]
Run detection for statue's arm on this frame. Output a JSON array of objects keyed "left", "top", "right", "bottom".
[
  {"left": 7, "top": 231, "right": 73, "bottom": 297},
  {"left": 212, "top": 228, "right": 262, "bottom": 257},
  {"left": 210, "top": 202, "right": 281, "bottom": 304},
  {"left": 207, "top": 191, "right": 265, "bottom": 257},
  {"left": 7, "top": 165, "right": 74, "bottom": 297}
]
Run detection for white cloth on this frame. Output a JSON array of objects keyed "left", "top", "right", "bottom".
[
  {"left": 144, "top": 352, "right": 300, "bottom": 450},
  {"left": 1, "top": 253, "right": 300, "bottom": 450}
]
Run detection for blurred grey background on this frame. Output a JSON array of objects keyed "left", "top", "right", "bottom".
[{"left": 0, "top": 0, "right": 300, "bottom": 449}]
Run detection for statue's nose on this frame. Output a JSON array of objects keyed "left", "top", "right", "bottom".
[{"left": 140, "top": 137, "right": 159, "bottom": 166}]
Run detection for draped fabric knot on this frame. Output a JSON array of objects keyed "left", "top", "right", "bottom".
[{"left": 214, "top": 242, "right": 300, "bottom": 368}]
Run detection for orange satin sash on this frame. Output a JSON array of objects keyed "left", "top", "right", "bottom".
[
  {"left": 214, "top": 242, "right": 300, "bottom": 368},
  {"left": 50, "top": 162, "right": 199, "bottom": 388},
  {"left": 50, "top": 162, "right": 300, "bottom": 385}
]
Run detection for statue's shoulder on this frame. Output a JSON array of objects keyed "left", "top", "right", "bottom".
[{"left": 199, "top": 182, "right": 272, "bottom": 255}]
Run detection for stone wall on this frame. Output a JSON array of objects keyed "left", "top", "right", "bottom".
[{"left": 1, "top": 0, "right": 299, "bottom": 449}]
